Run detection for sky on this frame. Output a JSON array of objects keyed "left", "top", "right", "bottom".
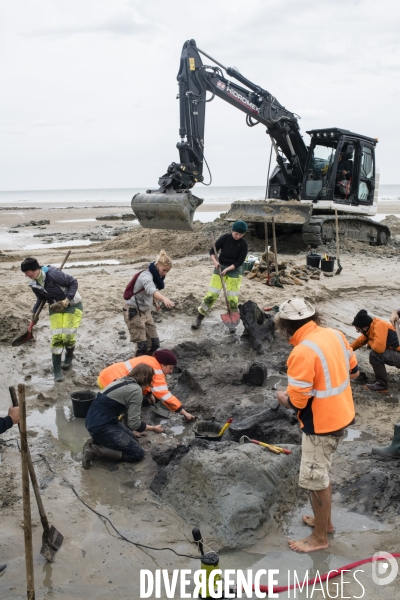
[{"left": 0, "top": 0, "right": 399, "bottom": 191}]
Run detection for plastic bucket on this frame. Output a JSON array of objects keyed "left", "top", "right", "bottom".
[
  {"left": 321, "top": 258, "right": 336, "bottom": 273},
  {"left": 306, "top": 254, "right": 321, "bottom": 268},
  {"left": 193, "top": 420, "right": 223, "bottom": 441},
  {"left": 70, "top": 390, "right": 96, "bottom": 418}
]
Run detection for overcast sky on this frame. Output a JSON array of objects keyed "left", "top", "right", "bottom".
[{"left": 1, "top": 0, "right": 399, "bottom": 191}]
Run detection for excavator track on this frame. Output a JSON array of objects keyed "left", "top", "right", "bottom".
[{"left": 302, "top": 215, "right": 390, "bottom": 247}]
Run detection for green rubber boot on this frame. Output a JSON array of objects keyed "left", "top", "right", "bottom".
[
  {"left": 61, "top": 345, "right": 75, "bottom": 370},
  {"left": 372, "top": 425, "right": 400, "bottom": 460},
  {"left": 52, "top": 354, "right": 64, "bottom": 382}
]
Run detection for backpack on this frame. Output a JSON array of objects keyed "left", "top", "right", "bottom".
[{"left": 123, "top": 270, "right": 146, "bottom": 301}]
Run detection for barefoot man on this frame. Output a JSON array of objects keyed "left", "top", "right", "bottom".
[{"left": 275, "top": 298, "right": 359, "bottom": 553}]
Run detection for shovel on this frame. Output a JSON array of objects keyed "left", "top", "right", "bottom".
[
  {"left": 12, "top": 250, "right": 71, "bottom": 347},
  {"left": 335, "top": 210, "right": 343, "bottom": 275},
  {"left": 210, "top": 233, "right": 240, "bottom": 330},
  {"left": 271, "top": 217, "right": 284, "bottom": 288},
  {"left": 10, "top": 385, "right": 64, "bottom": 562}
]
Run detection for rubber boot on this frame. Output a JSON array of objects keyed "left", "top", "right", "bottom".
[
  {"left": 135, "top": 341, "right": 148, "bottom": 357},
  {"left": 52, "top": 354, "right": 64, "bottom": 382},
  {"left": 364, "top": 364, "right": 388, "bottom": 393},
  {"left": 148, "top": 337, "right": 160, "bottom": 355},
  {"left": 372, "top": 425, "right": 400, "bottom": 460},
  {"left": 191, "top": 313, "right": 205, "bottom": 330},
  {"left": 82, "top": 442, "right": 123, "bottom": 469},
  {"left": 61, "top": 345, "right": 75, "bottom": 370}
]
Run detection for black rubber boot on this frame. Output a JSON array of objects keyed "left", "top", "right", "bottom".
[
  {"left": 372, "top": 425, "right": 400, "bottom": 460},
  {"left": 82, "top": 442, "right": 123, "bottom": 469},
  {"left": 135, "top": 341, "right": 148, "bottom": 357},
  {"left": 61, "top": 345, "right": 75, "bottom": 370},
  {"left": 148, "top": 337, "right": 160, "bottom": 355},
  {"left": 191, "top": 313, "right": 205, "bottom": 330},
  {"left": 365, "top": 364, "right": 388, "bottom": 393},
  {"left": 52, "top": 354, "right": 64, "bottom": 382}
]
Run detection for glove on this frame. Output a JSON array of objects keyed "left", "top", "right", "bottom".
[{"left": 50, "top": 298, "right": 70, "bottom": 313}]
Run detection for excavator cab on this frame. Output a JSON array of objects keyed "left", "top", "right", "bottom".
[{"left": 303, "top": 128, "right": 377, "bottom": 207}]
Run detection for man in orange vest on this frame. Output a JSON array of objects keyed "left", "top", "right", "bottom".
[
  {"left": 275, "top": 298, "right": 359, "bottom": 553},
  {"left": 350, "top": 309, "right": 400, "bottom": 393},
  {"left": 98, "top": 349, "right": 195, "bottom": 421}
]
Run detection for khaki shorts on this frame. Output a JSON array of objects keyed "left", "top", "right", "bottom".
[
  {"left": 123, "top": 307, "right": 158, "bottom": 344},
  {"left": 298, "top": 433, "right": 341, "bottom": 491}
]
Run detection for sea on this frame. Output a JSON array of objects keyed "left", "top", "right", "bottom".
[{"left": 0, "top": 184, "right": 399, "bottom": 208}]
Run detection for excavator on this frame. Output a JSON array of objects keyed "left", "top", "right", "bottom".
[{"left": 132, "top": 39, "right": 389, "bottom": 246}]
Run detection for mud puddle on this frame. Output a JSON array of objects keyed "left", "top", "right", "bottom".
[
  {"left": 343, "top": 428, "right": 375, "bottom": 442},
  {"left": 28, "top": 404, "right": 89, "bottom": 457}
]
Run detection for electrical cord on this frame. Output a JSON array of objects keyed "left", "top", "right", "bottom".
[{"left": 39, "top": 454, "right": 202, "bottom": 560}]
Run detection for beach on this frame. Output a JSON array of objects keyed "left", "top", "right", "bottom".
[{"left": 1, "top": 194, "right": 400, "bottom": 598}]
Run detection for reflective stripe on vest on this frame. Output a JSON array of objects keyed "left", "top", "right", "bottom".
[
  {"left": 152, "top": 385, "right": 169, "bottom": 392},
  {"left": 299, "top": 333, "right": 349, "bottom": 399},
  {"left": 287, "top": 376, "right": 313, "bottom": 389},
  {"left": 124, "top": 360, "right": 132, "bottom": 371}
]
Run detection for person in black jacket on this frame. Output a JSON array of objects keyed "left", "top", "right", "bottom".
[
  {"left": 192, "top": 221, "right": 248, "bottom": 331},
  {"left": 21, "top": 257, "right": 83, "bottom": 382},
  {"left": 0, "top": 407, "right": 19, "bottom": 435}
]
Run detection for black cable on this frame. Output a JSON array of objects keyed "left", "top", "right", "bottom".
[{"left": 39, "top": 454, "right": 201, "bottom": 560}]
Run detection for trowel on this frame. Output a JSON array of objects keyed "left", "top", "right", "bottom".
[
  {"left": 210, "top": 233, "right": 240, "bottom": 330},
  {"left": 239, "top": 435, "right": 291, "bottom": 455}
]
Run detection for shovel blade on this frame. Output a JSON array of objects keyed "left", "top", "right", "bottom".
[
  {"left": 40, "top": 526, "right": 64, "bottom": 562},
  {"left": 220, "top": 312, "right": 240, "bottom": 327},
  {"left": 11, "top": 330, "right": 34, "bottom": 347}
]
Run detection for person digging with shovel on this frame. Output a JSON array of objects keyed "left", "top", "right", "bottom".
[
  {"left": 192, "top": 221, "right": 248, "bottom": 332},
  {"left": 21, "top": 257, "right": 83, "bottom": 382}
]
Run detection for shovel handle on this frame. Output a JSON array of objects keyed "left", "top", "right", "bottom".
[
  {"left": 250, "top": 439, "right": 280, "bottom": 454},
  {"left": 218, "top": 418, "right": 233, "bottom": 437},
  {"left": 30, "top": 250, "right": 72, "bottom": 325},
  {"left": 9, "top": 386, "right": 51, "bottom": 533},
  {"left": 210, "top": 232, "right": 231, "bottom": 315}
]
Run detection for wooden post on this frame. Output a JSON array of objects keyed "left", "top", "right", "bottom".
[
  {"left": 18, "top": 383, "right": 35, "bottom": 600},
  {"left": 271, "top": 216, "right": 279, "bottom": 277},
  {"left": 264, "top": 221, "right": 270, "bottom": 281}
]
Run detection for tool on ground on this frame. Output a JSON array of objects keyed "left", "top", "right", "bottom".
[
  {"left": 271, "top": 216, "right": 284, "bottom": 288},
  {"left": 335, "top": 209, "right": 343, "bottom": 275},
  {"left": 210, "top": 232, "right": 240, "bottom": 329},
  {"left": 18, "top": 384, "right": 35, "bottom": 599},
  {"left": 10, "top": 386, "right": 64, "bottom": 562},
  {"left": 218, "top": 417, "right": 233, "bottom": 437},
  {"left": 239, "top": 435, "right": 291, "bottom": 455},
  {"left": 12, "top": 250, "right": 72, "bottom": 347},
  {"left": 264, "top": 221, "right": 271, "bottom": 286}
]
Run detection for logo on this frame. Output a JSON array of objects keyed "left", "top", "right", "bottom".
[
  {"left": 371, "top": 552, "right": 399, "bottom": 586},
  {"left": 226, "top": 85, "right": 260, "bottom": 113},
  {"left": 216, "top": 80, "right": 226, "bottom": 91}
]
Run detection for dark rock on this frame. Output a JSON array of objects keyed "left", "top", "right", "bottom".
[{"left": 242, "top": 361, "right": 268, "bottom": 386}]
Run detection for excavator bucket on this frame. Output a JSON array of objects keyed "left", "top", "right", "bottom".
[
  {"left": 224, "top": 200, "right": 313, "bottom": 225},
  {"left": 131, "top": 191, "right": 204, "bottom": 231}
]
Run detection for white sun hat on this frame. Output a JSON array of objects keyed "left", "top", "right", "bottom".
[{"left": 278, "top": 298, "right": 316, "bottom": 320}]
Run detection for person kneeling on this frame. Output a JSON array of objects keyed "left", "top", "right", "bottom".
[{"left": 82, "top": 364, "right": 162, "bottom": 469}]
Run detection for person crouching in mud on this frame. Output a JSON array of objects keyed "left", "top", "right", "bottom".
[
  {"left": 192, "top": 221, "right": 248, "bottom": 331},
  {"left": 21, "top": 256, "right": 83, "bottom": 382},
  {"left": 123, "top": 250, "right": 174, "bottom": 357},
  {"left": 82, "top": 364, "right": 163, "bottom": 469}
]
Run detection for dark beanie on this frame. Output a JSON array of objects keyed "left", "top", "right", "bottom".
[
  {"left": 153, "top": 349, "right": 177, "bottom": 366},
  {"left": 352, "top": 309, "right": 373, "bottom": 329},
  {"left": 232, "top": 220, "right": 248, "bottom": 234},
  {"left": 21, "top": 257, "right": 40, "bottom": 272}
]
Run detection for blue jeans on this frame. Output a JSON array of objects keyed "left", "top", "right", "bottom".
[{"left": 91, "top": 421, "right": 145, "bottom": 463}]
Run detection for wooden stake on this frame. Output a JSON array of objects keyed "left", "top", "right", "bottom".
[
  {"left": 18, "top": 383, "right": 35, "bottom": 600},
  {"left": 264, "top": 221, "right": 270, "bottom": 282}
]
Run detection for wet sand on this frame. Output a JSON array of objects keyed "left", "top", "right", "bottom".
[{"left": 1, "top": 203, "right": 400, "bottom": 598}]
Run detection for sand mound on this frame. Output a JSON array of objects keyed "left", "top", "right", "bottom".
[{"left": 381, "top": 214, "right": 400, "bottom": 236}]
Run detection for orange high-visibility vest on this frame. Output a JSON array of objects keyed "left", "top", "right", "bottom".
[
  {"left": 97, "top": 356, "right": 182, "bottom": 412},
  {"left": 287, "top": 321, "right": 357, "bottom": 434}
]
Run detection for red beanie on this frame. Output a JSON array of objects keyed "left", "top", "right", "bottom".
[{"left": 153, "top": 349, "right": 177, "bottom": 366}]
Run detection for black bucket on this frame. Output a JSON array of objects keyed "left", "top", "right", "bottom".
[
  {"left": 71, "top": 390, "right": 96, "bottom": 418},
  {"left": 321, "top": 257, "right": 336, "bottom": 273},
  {"left": 193, "top": 420, "right": 223, "bottom": 441},
  {"left": 306, "top": 254, "right": 321, "bottom": 268}
]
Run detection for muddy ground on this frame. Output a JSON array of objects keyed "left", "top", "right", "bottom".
[{"left": 1, "top": 209, "right": 400, "bottom": 598}]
